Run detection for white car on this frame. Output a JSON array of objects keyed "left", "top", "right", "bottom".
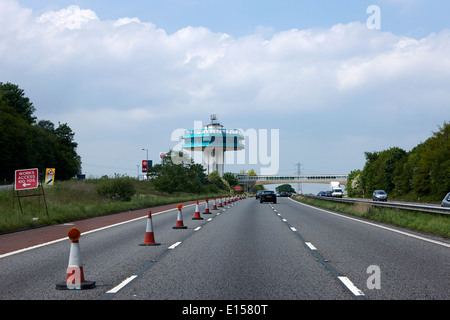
[{"left": 441, "top": 192, "right": 450, "bottom": 207}]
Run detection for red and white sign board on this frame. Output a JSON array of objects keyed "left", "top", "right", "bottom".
[{"left": 15, "top": 168, "right": 39, "bottom": 190}]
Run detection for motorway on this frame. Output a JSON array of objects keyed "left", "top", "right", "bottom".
[{"left": 0, "top": 196, "right": 449, "bottom": 303}]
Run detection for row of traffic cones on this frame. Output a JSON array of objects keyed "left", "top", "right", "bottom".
[{"left": 56, "top": 196, "right": 246, "bottom": 290}]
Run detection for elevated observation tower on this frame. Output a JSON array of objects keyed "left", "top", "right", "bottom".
[{"left": 182, "top": 115, "right": 244, "bottom": 176}]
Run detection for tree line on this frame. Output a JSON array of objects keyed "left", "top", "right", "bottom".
[
  {"left": 0, "top": 82, "right": 81, "bottom": 183},
  {"left": 148, "top": 150, "right": 240, "bottom": 194},
  {"left": 347, "top": 122, "right": 449, "bottom": 201}
]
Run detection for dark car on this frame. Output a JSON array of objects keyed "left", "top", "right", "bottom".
[
  {"left": 260, "top": 190, "right": 277, "bottom": 204},
  {"left": 255, "top": 190, "right": 263, "bottom": 199},
  {"left": 317, "top": 191, "right": 327, "bottom": 196},
  {"left": 280, "top": 192, "right": 289, "bottom": 197},
  {"left": 373, "top": 190, "right": 388, "bottom": 201}
]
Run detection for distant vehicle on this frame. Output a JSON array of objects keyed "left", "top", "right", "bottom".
[
  {"left": 326, "top": 191, "right": 333, "bottom": 197},
  {"left": 260, "top": 190, "right": 277, "bottom": 204},
  {"left": 373, "top": 190, "right": 388, "bottom": 201},
  {"left": 317, "top": 191, "right": 327, "bottom": 196},
  {"left": 255, "top": 190, "right": 263, "bottom": 199},
  {"left": 441, "top": 192, "right": 450, "bottom": 207},
  {"left": 330, "top": 181, "right": 343, "bottom": 198},
  {"left": 280, "top": 192, "right": 289, "bottom": 197}
]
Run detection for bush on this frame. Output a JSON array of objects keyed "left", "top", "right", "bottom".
[{"left": 96, "top": 175, "right": 136, "bottom": 201}]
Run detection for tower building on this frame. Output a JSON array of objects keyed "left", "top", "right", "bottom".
[{"left": 182, "top": 115, "right": 244, "bottom": 176}]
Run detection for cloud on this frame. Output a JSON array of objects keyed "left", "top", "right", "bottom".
[
  {"left": 1, "top": 0, "right": 449, "bottom": 177},
  {"left": 1, "top": 1, "right": 448, "bottom": 118}
]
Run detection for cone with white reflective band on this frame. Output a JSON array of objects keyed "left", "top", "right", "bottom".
[
  {"left": 218, "top": 196, "right": 223, "bottom": 207},
  {"left": 212, "top": 197, "right": 218, "bottom": 210},
  {"left": 204, "top": 198, "right": 211, "bottom": 214},
  {"left": 139, "top": 211, "right": 161, "bottom": 246},
  {"left": 56, "top": 227, "right": 95, "bottom": 290},
  {"left": 173, "top": 204, "right": 187, "bottom": 229},
  {"left": 192, "top": 200, "right": 203, "bottom": 220}
]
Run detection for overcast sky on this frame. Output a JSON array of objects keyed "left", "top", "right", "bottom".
[{"left": 1, "top": 0, "right": 449, "bottom": 193}]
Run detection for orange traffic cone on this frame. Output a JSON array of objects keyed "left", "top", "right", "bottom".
[
  {"left": 212, "top": 197, "right": 218, "bottom": 210},
  {"left": 139, "top": 211, "right": 161, "bottom": 246},
  {"left": 56, "top": 227, "right": 95, "bottom": 290},
  {"left": 218, "top": 196, "right": 223, "bottom": 207},
  {"left": 193, "top": 200, "right": 203, "bottom": 220},
  {"left": 204, "top": 198, "right": 211, "bottom": 214},
  {"left": 173, "top": 204, "right": 187, "bottom": 229}
]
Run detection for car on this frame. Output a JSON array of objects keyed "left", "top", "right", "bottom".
[
  {"left": 260, "top": 190, "right": 277, "bottom": 204},
  {"left": 326, "top": 191, "right": 332, "bottom": 197},
  {"left": 280, "top": 192, "right": 289, "bottom": 197},
  {"left": 255, "top": 190, "right": 263, "bottom": 199},
  {"left": 441, "top": 192, "right": 450, "bottom": 207},
  {"left": 317, "top": 191, "right": 327, "bottom": 196},
  {"left": 373, "top": 190, "right": 388, "bottom": 201}
]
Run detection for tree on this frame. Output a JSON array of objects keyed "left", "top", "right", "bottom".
[
  {"left": 222, "top": 172, "right": 238, "bottom": 187},
  {"left": 276, "top": 184, "right": 295, "bottom": 194},
  {"left": 0, "top": 83, "right": 81, "bottom": 182},
  {"left": 0, "top": 82, "right": 36, "bottom": 124}
]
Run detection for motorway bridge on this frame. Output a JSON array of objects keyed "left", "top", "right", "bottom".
[{"left": 236, "top": 174, "right": 348, "bottom": 187}]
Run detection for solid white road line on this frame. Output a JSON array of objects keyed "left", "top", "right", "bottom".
[
  {"left": 0, "top": 204, "right": 197, "bottom": 259},
  {"left": 288, "top": 198, "right": 450, "bottom": 248}
]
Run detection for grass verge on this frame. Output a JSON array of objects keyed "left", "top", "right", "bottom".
[
  {"left": 0, "top": 179, "right": 228, "bottom": 234},
  {"left": 291, "top": 195, "right": 449, "bottom": 239}
]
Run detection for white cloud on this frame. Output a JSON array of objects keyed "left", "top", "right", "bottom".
[
  {"left": 36, "top": 5, "right": 99, "bottom": 30},
  {"left": 1, "top": 0, "right": 449, "bottom": 177}
]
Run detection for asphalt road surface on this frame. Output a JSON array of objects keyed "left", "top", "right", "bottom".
[{"left": 1, "top": 197, "right": 449, "bottom": 305}]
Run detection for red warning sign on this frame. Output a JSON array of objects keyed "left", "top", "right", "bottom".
[{"left": 15, "top": 168, "right": 39, "bottom": 190}]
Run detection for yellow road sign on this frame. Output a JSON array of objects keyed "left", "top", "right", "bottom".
[{"left": 45, "top": 168, "right": 55, "bottom": 185}]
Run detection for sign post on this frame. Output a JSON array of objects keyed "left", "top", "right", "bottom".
[
  {"left": 15, "top": 168, "right": 39, "bottom": 190},
  {"left": 13, "top": 168, "right": 48, "bottom": 216},
  {"left": 45, "top": 168, "right": 55, "bottom": 186}
]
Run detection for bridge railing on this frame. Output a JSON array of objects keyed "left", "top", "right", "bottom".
[{"left": 236, "top": 174, "right": 348, "bottom": 182}]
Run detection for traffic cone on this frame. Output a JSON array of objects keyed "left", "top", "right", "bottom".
[
  {"left": 56, "top": 227, "right": 95, "bottom": 290},
  {"left": 204, "top": 198, "right": 211, "bottom": 214},
  {"left": 212, "top": 197, "right": 218, "bottom": 210},
  {"left": 192, "top": 200, "right": 203, "bottom": 220},
  {"left": 139, "top": 211, "right": 161, "bottom": 246},
  {"left": 218, "top": 196, "right": 223, "bottom": 207},
  {"left": 173, "top": 204, "right": 187, "bottom": 229}
]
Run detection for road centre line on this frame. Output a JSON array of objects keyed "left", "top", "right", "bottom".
[
  {"left": 106, "top": 275, "right": 137, "bottom": 294},
  {"left": 338, "top": 277, "right": 365, "bottom": 297},
  {"left": 168, "top": 241, "right": 182, "bottom": 249},
  {"left": 100, "top": 200, "right": 228, "bottom": 299},
  {"left": 272, "top": 201, "right": 366, "bottom": 300},
  {"left": 288, "top": 198, "right": 450, "bottom": 248},
  {"left": 305, "top": 242, "right": 317, "bottom": 250}
]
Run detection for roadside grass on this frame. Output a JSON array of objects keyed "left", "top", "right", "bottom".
[
  {"left": 0, "top": 179, "right": 226, "bottom": 234},
  {"left": 292, "top": 195, "right": 449, "bottom": 239}
]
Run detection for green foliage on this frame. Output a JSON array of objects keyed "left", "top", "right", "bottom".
[
  {"left": 222, "top": 172, "right": 238, "bottom": 187},
  {"left": 276, "top": 184, "right": 295, "bottom": 193},
  {"left": 95, "top": 175, "right": 136, "bottom": 201},
  {"left": 348, "top": 122, "right": 450, "bottom": 201},
  {"left": 150, "top": 150, "right": 227, "bottom": 194},
  {"left": 0, "top": 82, "right": 81, "bottom": 182}
]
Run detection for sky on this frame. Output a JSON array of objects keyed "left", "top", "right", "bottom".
[{"left": 1, "top": 0, "right": 449, "bottom": 193}]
